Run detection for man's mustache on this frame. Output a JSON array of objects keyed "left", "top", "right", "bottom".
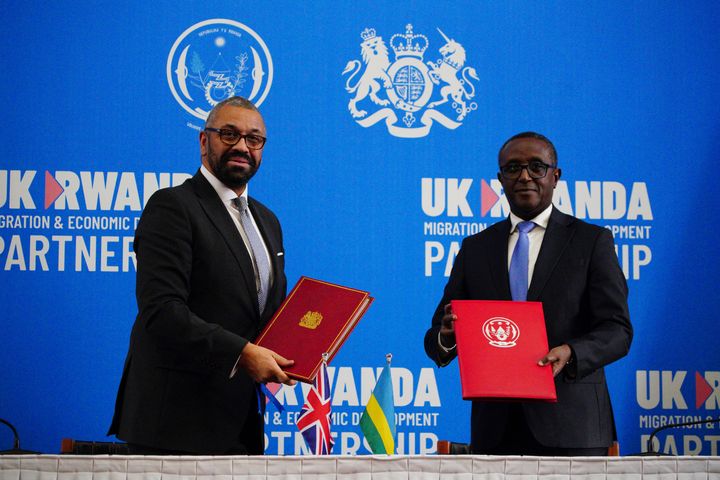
[{"left": 222, "top": 152, "right": 256, "bottom": 167}]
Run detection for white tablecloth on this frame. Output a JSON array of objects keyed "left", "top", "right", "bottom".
[{"left": 1, "top": 455, "right": 719, "bottom": 480}]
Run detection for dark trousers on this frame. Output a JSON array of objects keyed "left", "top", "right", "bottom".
[
  {"left": 128, "top": 404, "right": 265, "bottom": 455},
  {"left": 475, "top": 404, "right": 609, "bottom": 456}
]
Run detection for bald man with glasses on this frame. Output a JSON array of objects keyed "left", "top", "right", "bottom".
[{"left": 109, "top": 97, "right": 294, "bottom": 455}]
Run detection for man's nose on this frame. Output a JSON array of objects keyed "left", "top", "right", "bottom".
[
  {"left": 518, "top": 166, "right": 533, "bottom": 181},
  {"left": 231, "top": 136, "right": 250, "bottom": 153}
]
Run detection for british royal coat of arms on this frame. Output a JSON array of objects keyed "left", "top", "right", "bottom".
[{"left": 342, "top": 24, "right": 479, "bottom": 138}]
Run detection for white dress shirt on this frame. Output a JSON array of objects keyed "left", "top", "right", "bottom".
[{"left": 506, "top": 204, "right": 554, "bottom": 288}]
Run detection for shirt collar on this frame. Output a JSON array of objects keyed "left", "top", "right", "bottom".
[
  {"left": 200, "top": 164, "right": 248, "bottom": 204},
  {"left": 509, "top": 204, "right": 553, "bottom": 233}
]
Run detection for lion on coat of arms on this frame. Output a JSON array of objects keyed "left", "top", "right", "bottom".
[{"left": 342, "top": 29, "right": 393, "bottom": 118}]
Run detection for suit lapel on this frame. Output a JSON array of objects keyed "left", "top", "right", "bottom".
[
  {"left": 527, "top": 208, "right": 575, "bottom": 300},
  {"left": 249, "top": 198, "right": 287, "bottom": 325},
  {"left": 489, "top": 219, "right": 512, "bottom": 300},
  {"left": 190, "top": 173, "right": 259, "bottom": 313}
]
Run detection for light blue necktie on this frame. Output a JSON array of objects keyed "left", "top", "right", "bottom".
[
  {"left": 509, "top": 221, "right": 536, "bottom": 301},
  {"left": 233, "top": 197, "right": 271, "bottom": 314}
]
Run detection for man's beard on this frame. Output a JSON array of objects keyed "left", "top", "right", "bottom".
[{"left": 209, "top": 149, "right": 259, "bottom": 189}]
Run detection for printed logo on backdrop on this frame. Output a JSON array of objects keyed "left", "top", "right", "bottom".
[
  {"left": 636, "top": 370, "right": 720, "bottom": 455},
  {"left": 167, "top": 19, "right": 273, "bottom": 127},
  {"left": 342, "top": 24, "right": 479, "bottom": 138},
  {"left": 0, "top": 170, "right": 191, "bottom": 272},
  {"left": 420, "top": 177, "right": 654, "bottom": 282}
]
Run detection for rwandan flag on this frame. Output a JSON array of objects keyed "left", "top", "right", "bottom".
[{"left": 360, "top": 361, "right": 396, "bottom": 454}]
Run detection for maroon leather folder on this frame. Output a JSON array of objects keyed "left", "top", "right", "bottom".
[
  {"left": 256, "top": 277, "right": 373, "bottom": 383},
  {"left": 451, "top": 300, "right": 557, "bottom": 402}
]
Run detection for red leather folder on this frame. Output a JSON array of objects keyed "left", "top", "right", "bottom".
[
  {"left": 451, "top": 300, "right": 557, "bottom": 402},
  {"left": 256, "top": 277, "right": 373, "bottom": 383}
]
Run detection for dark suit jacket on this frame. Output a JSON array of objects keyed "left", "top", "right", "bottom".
[
  {"left": 108, "top": 171, "right": 287, "bottom": 454},
  {"left": 425, "top": 207, "right": 632, "bottom": 451}
]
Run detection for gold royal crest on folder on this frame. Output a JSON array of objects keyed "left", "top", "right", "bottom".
[{"left": 299, "top": 311, "right": 323, "bottom": 329}]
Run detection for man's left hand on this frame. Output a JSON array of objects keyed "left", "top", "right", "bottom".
[{"left": 538, "top": 344, "right": 573, "bottom": 377}]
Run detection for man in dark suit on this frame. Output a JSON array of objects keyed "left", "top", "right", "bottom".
[
  {"left": 425, "top": 132, "right": 632, "bottom": 455},
  {"left": 108, "top": 96, "right": 295, "bottom": 455}
]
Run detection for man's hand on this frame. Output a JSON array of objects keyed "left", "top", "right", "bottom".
[
  {"left": 538, "top": 344, "right": 573, "bottom": 377},
  {"left": 238, "top": 343, "right": 297, "bottom": 386},
  {"left": 439, "top": 303, "right": 456, "bottom": 349}
]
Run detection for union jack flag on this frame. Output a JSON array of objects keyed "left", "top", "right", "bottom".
[{"left": 296, "top": 362, "right": 334, "bottom": 454}]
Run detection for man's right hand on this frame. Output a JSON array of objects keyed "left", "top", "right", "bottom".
[
  {"left": 238, "top": 343, "right": 297, "bottom": 386},
  {"left": 439, "top": 303, "right": 457, "bottom": 349}
]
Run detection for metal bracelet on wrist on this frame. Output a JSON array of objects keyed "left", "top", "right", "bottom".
[{"left": 437, "top": 330, "right": 456, "bottom": 353}]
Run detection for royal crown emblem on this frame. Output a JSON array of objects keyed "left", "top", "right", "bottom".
[
  {"left": 342, "top": 24, "right": 479, "bottom": 138},
  {"left": 390, "top": 24, "right": 429, "bottom": 58},
  {"left": 482, "top": 317, "right": 520, "bottom": 348},
  {"left": 299, "top": 311, "right": 323, "bottom": 330}
]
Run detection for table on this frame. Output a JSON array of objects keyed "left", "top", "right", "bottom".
[{"left": 1, "top": 455, "right": 719, "bottom": 479}]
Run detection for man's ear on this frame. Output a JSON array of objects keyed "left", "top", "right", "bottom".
[{"left": 199, "top": 131, "right": 208, "bottom": 158}]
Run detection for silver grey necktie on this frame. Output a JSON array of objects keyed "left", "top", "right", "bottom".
[{"left": 232, "top": 197, "right": 270, "bottom": 314}]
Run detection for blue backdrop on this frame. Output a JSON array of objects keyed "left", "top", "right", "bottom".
[{"left": 1, "top": 0, "right": 719, "bottom": 456}]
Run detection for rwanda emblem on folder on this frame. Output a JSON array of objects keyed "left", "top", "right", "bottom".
[
  {"left": 256, "top": 277, "right": 373, "bottom": 383},
  {"left": 451, "top": 300, "right": 557, "bottom": 402}
]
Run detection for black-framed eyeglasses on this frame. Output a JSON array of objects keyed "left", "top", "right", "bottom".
[
  {"left": 205, "top": 128, "right": 266, "bottom": 150},
  {"left": 499, "top": 160, "right": 556, "bottom": 180}
]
